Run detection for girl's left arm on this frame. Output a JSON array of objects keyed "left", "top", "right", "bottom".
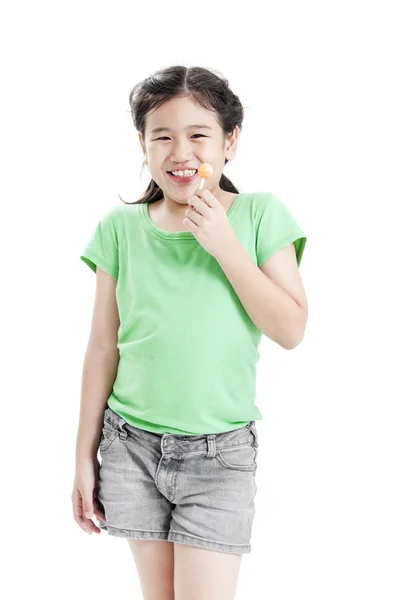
[{"left": 217, "top": 240, "right": 308, "bottom": 349}]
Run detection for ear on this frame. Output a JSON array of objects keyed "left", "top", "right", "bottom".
[
  {"left": 138, "top": 132, "right": 146, "bottom": 156},
  {"left": 225, "top": 125, "right": 239, "bottom": 161}
]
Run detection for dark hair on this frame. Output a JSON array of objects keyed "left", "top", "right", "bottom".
[{"left": 119, "top": 65, "right": 244, "bottom": 206}]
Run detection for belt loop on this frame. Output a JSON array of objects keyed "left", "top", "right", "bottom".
[
  {"left": 205, "top": 434, "right": 217, "bottom": 458},
  {"left": 118, "top": 418, "right": 128, "bottom": 440},
  {"left": 248, "top": 421, "right": 258, "bottom": 448}
]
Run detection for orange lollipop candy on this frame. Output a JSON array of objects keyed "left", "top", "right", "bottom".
[{"left": 198, "top": 163, "right": 213, "bottom": 189}]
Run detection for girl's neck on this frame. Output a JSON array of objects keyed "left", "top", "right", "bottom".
[{"left": 147, "top": 190, "right": 239, "bottom": 233}]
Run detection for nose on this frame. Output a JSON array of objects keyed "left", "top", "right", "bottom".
[{"left": 170, "top": 138, "right": 193, "bottom": 162}]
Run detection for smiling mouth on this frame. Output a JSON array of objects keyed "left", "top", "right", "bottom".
[
  {"left": 167, "top": 170, "right": 198, "bottom": 175},
  {"left": 166, "top": 170, "right": 199, "bottom": 184}
]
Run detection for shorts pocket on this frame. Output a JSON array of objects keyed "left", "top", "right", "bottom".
[
  {"left": 99, "top": 419, "right": 118, "bottom": 452},
  {"left": 215, "top": 443, "right": 257, "bottom": 472}
]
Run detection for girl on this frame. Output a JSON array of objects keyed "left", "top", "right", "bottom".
[{"left": 72, "top": 65, "right": 308, "bottom": 600}]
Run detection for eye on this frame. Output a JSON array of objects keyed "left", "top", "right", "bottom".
[{"left": 154, "top": 134, "right": 206, "bottom": 141}]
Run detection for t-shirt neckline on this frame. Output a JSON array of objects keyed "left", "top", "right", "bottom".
[{"left": 139, "top": 193, "right": 243, "bottom": 241}]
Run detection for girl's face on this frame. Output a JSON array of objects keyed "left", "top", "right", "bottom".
[{"left": 139, "top": 95, "right": 239, "bottom": 205}]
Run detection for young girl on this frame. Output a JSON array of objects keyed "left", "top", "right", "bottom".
[{"left": 72, "top": 65, "right": 308, "bottom": 600}]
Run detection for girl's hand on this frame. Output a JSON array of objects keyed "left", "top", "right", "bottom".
[
  {"left": 71, "top": 456, "right": 107, "bottom": 535},
  {"left": 183, "top": 189, "right": 239, "bottom": 262}
]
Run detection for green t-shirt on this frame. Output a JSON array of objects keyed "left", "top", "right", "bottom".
[{"left": 80, "top": 191, "right": 307, "bottom": 435}]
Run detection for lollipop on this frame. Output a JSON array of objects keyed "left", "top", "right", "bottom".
[{"left": 198, "top": 163, "right": 213, "bottom": 189}]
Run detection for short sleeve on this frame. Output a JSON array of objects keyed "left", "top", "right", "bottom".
[
  {"left": 256, "top": 193, "right": 307, "bottom": 267},
  {"left": 80, "top": 208, "right": 119, "bottom": 280}
]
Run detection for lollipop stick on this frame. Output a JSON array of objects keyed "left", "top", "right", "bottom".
[{"left": 198, "top": 163, "right": 212, "bottom": 190}]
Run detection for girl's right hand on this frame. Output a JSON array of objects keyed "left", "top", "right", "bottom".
[{"left": 71, "top": 456, "right": 107, "bottom": 535}]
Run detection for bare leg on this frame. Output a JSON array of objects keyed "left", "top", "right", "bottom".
[
  {"left": 174, "top": 543, "right": 243, "bottom": 600},
  {"left": 127, "top": 539, "right": 175, "bottom": 600}
]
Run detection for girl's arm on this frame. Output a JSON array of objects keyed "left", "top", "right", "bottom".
[
  {"left": 75, "top": 268, "right": 120, "bottom": 464},
  {"left": 218, "top": 241, "right": 308, "bottom": 349}
]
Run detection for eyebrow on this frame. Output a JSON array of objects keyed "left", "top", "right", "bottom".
[{"left": 150, "top": 124, "right": 213, "bottom": 135}]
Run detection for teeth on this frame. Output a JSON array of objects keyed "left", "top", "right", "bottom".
[{"left": 171, "top": 169, "right": 197, "bottom": 177}]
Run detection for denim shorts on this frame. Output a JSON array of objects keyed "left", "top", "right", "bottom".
[{"left": 96, "top": 406, "right": 259, "bottom": 554}]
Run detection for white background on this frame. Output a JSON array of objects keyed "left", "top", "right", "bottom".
[{"left": 1, "top": 0, "right": 399, "bottom": 598}]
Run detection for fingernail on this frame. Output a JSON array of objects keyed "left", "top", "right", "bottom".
[{"left": 85, "top": 511, "right": 92, "bottom": 518}]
